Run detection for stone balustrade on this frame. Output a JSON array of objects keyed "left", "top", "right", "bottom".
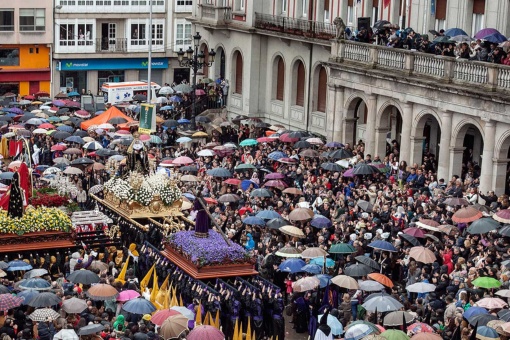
[{"left": 331, "top": 39, "right": 510, "bottom": 91}]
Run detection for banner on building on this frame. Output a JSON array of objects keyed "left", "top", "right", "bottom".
[
  {"left": 383, "top": 0, "right": 391, "bottom": 8},
  {"left": 138, "top": 104, "right": 156, "bottom": 134},
  {"left": 431, "top": 0, "right": 436, "bottom": 15}
]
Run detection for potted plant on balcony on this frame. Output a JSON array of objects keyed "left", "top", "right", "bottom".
[{"left": 303, "top": 30, "right": 316, "bottom": 38}]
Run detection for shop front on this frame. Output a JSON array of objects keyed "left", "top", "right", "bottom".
[{"left": 54, "top": 57, "right": 169, "bottom": 95}]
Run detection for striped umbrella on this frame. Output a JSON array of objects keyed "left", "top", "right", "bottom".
[{"left": 28, "top": 308, "right": 60, "bottom": 321}]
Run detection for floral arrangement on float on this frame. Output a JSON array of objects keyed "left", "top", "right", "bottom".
[
  {"left": 167, "top": 230, "right": 252, "bottom": 268},
  {"left": 0, "top": 206, "right": 71, "bottom": 235},
  {"left": 104, "top": 172, "right": 182, "bottom": 216}
]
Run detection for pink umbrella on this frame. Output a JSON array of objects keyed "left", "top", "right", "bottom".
[
  {"left": 265, "top": 172, "right": 285, "bottom": 180},
  {"left": 277, "top": 157, "right": 298, "bottom": 164},
  {"left": 74, "top": 110, "right": 91, "bottom": 118},
  {"left": 195, "top": 89, "right": 206, "bottom": 96},
  {"left": 150, "top": 309, "right": 182, "bottom": 326},
  {"left": 279, "top": 133, "right": 299, "bottom": 143},
  {"left": 403, "top": 227, "right": 426, "bottom": 238},
  {"left": 116, "top": 290, "right": 140, "bottom": 302},
  {"left": 187, "top": 325, "right": 224, "bottom": 340},
  {"left": 475, "top": 297, "right": 508, "bottom": 309},
  {"left": 342, "top": 168, "right": 355, "bottom": 177},
  {"left": 173, "top": 156, "right": 194, "bottom": 165},
  {"left": 407, "top": 322, "right": 435, "bottom": 333},
  {"left": 263, "top": 180, "right": 288, "bottom": 189},
  {"left": 139, "top": 134, "right": 151, "bottom": 142}
]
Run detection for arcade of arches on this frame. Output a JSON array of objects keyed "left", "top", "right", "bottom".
[{"left": 325, "top": 86, "right": 510, "bottom": 196}]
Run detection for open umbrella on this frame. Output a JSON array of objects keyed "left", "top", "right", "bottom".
[
  {"left": 352, "top": 163, "right": 379, "bottom": 176},
  {"left": 23, "top": 269, "right": 48, "bottom": 279},
  {"left": 275, "top": 246, "right": 302, "bottom": 258},
  {"left": 403, "top": 227, "right": 426, "bottom": 238},
  {"left": 409, "top": 246, "right": 436, "bottom": 264},
  {"left": 329, "top": 243, "right": 356, "bottom": 254},
  {"left": 279, "top": 225, "right": 305, "bottom": 238},
  {"left": 467, "top": 218, "right": 500, "bottom": 234},
  {"left": 28, "top": 292, "right": 61, "bottom": 307},
  {"left": 344, "top": 263, "right": 373, "bottom": 277},
  {"left": 345, "top": 323, "right": 377, "bottom": 340},
  {"left": 256, "top": 210, "right": 281, "bottom": 220},
  {"left": 368, "top": 240, "right": 397, "bottom": 252},
  {"left": 250, "top": 188, "right": 273, "bottom": 198},
  {"left": 293, "top": 276, "right": 320, "bottom": 292},
  {"left": 288, "top": 207, "right": 314, "bottom": 221},
  {"left": 367, "top": 273, "right": 394, "bottom": 288},
  {"left": 279, "top": 258, "right": 306, "bottom": 273},
  {"left": 62, "top": 297, "right": 88, "bottom": 314},
  {"left": 332, "top": 275, "right": 359, "bottom": 290},
  {"left": 357, "top": 200, "right": 374, "bottom": 212},
  {"left": 453, "top": 207, "right": 483, "bottom": 223},
  {"left": 359, "top": 280, "right": 385, "bottom": 292},
  {"left": 122, "top": 297, "right": 157, "bottom": 314},
  {"left": 328, "top": 149, "right": 354, "bottom": 159},
  {"left": 242, "top": 216, "right": 266, "bottom": 226},
  {"left": 116, "top": 290, "right": 140, "bottom": 302},
  {"left": 407, "top": 322, "right": 436, "bottom": 334},
  {"left": 263, "top": 216, "right": 287, "bottom": 229},
  {"left": 383, "top": 311, "right": 415, "bottom": 326},
  {"left": 16, "top": 290, "right": 38, "bottom": 304},
  {"left": 7, "top": 260, "right": 32, "bottom": 271},
  {"left": 301, "top": 247, "right": 328, "bottom": 259},
  {"left": 0, "top": 294, "right": 23, "bottom": 310},
  {"left": 468, "top": 314, "right": 498, "bottom": 327},
  {"left": 494, "top": 209, "right": 510, "bottom": 223},
  {"left": 151, "top": 309, "right": 182, "bottom": 326},
  {"left": 78, "top": 324, "right": 105, "bottom": 336},
  {"left": 206, "top": 168, "right": 231, "bottom": 178},
  {"left": 464, "top": 307, "right": 490, "bottom": 320},
  {"left": 318, "top": 313, "right": 344, "bottom": 336},
  {"left": 301, "top": 264, "right": 323, "bottom": 275},
  {"left": 363, "top": 295, "right": 403, "bottom": 312},
  {"left": 87, "top": 283, "right": 119, "bottom": 300},
  {"left": 405, "top": 282, "right": 436, "bottom": 293},
  {"left": 54, "top": 329, "right": 79, "bottom": 340},
  {"left": 399, "top": 233, "right": 421, "bottom": 247},
  {"left": 187, "top": 325, "right": 224, "bottom": 340},
  {"left": 476, "top": 326, "right": 500, "bottom": 340},
  {"left": 476, "top": 297, "right": 508, "bottom": 309},
  {"left": 311, "top": 214, "right": 332, "bottom": 228},
  {"left": 19, "top": 278, "right": 52, "bottom": 291},
  {"left": 28, "top": 308, "right": 60, "bottom": 322},
  {"left": 381, "top": 330, "right": 410, "bottom": 340},
  {"left": 160, "top": 314, "right": 189, "bottom": 339},
  {"left": 444, "top": 197, "right": 470, "bottom": 207},
  {"left": 310, "top": 257, "right": 335, "bottom": 267}
]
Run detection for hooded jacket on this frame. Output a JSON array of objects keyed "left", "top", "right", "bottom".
[{"left": 443, "top": 253, "right": 454, "bottom": 274}]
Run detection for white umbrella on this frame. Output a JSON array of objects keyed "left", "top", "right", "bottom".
[
  {"left": 159, "top": 86, "right": 174, "bottom": 95},
  {"left": 170, "top": 306, "right": 194, "bottom": 320},
  {"left": 54, "top": 329, "right": 79, "bottom": 340},
  {"left": 359, "top": 280, "right": 385, "bottom": 292},
  {"left": 63, "top": 167, "right": 83, "bottom": 175},
  {"left": 197, "top": 149, "right": 216, "bottom": 157},
  {"left": 362, "top": 295, "right": 403, "bottom": 312},
  {"left": 405, "top": 282, "right": 437, "bottom": 293},
  {"left": 97, "top": 123, "right": 115, "bottom": 130}
]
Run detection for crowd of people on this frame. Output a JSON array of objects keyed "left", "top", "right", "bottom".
[{"left": 0, "top": 89, "right": 510, "bottom": 340}]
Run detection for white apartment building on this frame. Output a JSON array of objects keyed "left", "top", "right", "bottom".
[{"left": 52, "top": 0, "right": 194, "bottom": 96}]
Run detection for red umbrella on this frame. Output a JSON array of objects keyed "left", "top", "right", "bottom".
[
  {"left": 151, "top": 309, "right": 182, "bottom": 326},
  {"left": 51, "top": 144, "right": 67, "bottom": 151},
  {"left": 187, "top": 325, "right": 224, "bottom": 340},
  {"left": 172, "top": 156, "right": 194, "bottom": 165},
  {"left": 452, "top": 207, "right": 483, "bottom": 223},
  {"left": 403, "top": 227, "right": 426, "bottom": 238},
  {"left": 204, "top": 197, "right": 218, "bottom": 205},
  {"left": 494, "top": 209, "right": 510, "bottom": 223},
  {"left": 264, "top": 180, "right": 287, "bottom": 189},
  {"left": 279, "top": 133, "right": 299, "bottom": 143},
  {"left": 66, "top": 101, "right": 80, "bottom": 108},
  {"left": 24, "top": 95, "right": 35, "bottom": 100},
  {"left": 195, "top": 89, "right": 206, "bottom": 96},
  {"left": 278, "top": 157, "right": 298, "bottom": 164},
  {"left": 39, "top": 123, "right": 55, "bottom": 129},
  {"left": 239, "top": 206, "right": 253, "bottom": 216},
  {"left": 257, "top": 137, "right": 275, "bottom": 143},
  {"left": 223, "top": 178, "right": 241, "bottom": 186},
  {"left": 265, "top": 172, "right": 285, "bottom": 180}
]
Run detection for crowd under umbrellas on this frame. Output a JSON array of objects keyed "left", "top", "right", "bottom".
[{"left": 3, "top": 97, "right": 510, "bottom": 340}]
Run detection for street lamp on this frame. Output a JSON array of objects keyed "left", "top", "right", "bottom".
[{"left": 177, "top": 32, "right": 216, "bottom": 130}]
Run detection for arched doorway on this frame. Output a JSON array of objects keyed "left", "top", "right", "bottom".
[
  {"left": 452, "top": 122, "right": 484, "bottom": 180},
  {"left": 494, "top": 131, "right": 510, "bottom": 195},
  {"left": 344, "top": 96, "right": 368, "bottom": 148},
  {"left": 199, "top": 43, "right": 209, "bottom": 77},
  {"left": 232, "top": 50, "right": 243, "bottom": 95},
  {"left": 292, "top": 60, "right": 306, "bottom": 107},
  {"left": 414, "top": 112, "right": 442, "bottom": 172},
  {"left": 313, "top": 65, "right": 327, "bottom": 113},
  {"left": 272, "top": 55, "right": 285, "bottom": 101},
  {"left": 214, "top": 46, "right": 226, "bottom": 79},
  {"left": 376, "top": 104, "right": 402, "bottom": 159}
]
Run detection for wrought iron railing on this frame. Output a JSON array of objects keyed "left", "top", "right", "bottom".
[{"left": 254, "top": 12, "right": 335, "bottom": 40}]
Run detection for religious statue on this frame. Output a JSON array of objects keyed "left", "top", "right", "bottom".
[
  {"left": 8, "top": 172, "right": 24, "bottom": 218},
  {"left": 193, "top": 192, "right": 210, "bottom": 238},
  {"left": 126, "top": 133, "right": 149, "bottom": 175},
  {"left": 333, "top": 17, "right": 346, "bottom": 40}
]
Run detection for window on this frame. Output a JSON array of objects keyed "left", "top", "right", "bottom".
[
  {"left": 347, "top": 0, "right": 354, "bottom": 25},
  {"left": 275, "top": 57, "right": 285, "bottom": 101},
  {"left": 78, "top": 1, "right": 93, "bottom": 5},
  {"left": 0, "top": 48, "right": 19, "bottom": 66},
  {"left": 324, "top": 0, "right": 330, "bottom": 22},
  {"left": 234, "top": 51, "right": 243, "bottom": 94},
  {"left": 151, "top": 23, "right": 163, "bottom": 45},
  {"left": 282, "top": 0, "right": 287, "bottom": 13},
  {"left": 372, "top": 6, "right": 378, "bottom": 26},
  {"left": 131, "top": 23, "right": 146, "bottom": 45},
  {"left": 58, "top": 22, "right": 93, "bottom": 47},
  {"left": 174, "top": 21, "right": 191, "bottom": 51},
  {"left": 295, "top": 61, "right": 305, "bottom": 106},
  {"left": 60, "top": 1, "right": 76, "bottom": 5},
  {"left": 317, "top": 67, "right": 327, "bottom": 112},
  {"left": 0, "top": 9, "right": 14, "bottom": 31},
  {"left": 472, "top": 0, "right": 485, "bottom": 36},
  {"left": 114, "top": 0, "right": 129, "bottom": 4},
  {"left": 19, "top": 8, "right": 45, "bottom": 31},
  {"left": 175, "top": 0, "right": 192, "bottom": 12},
  {"left": 59, "top": 23, "right": 75, "bottom": 46},
  {"left": 302, "top": 0, "right": 307, "bottom": 17}
]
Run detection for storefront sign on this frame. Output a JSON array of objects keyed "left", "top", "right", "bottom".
[
  {"left": 138, "top": 104, "right": 156, "bottom": 134},
  {"left": 58, "top": 58, "right": 168, "bottom": 71}
]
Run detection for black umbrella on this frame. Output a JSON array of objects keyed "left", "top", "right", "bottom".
[
  {"left": 0, "top": 117, "right": 12, "bottom": 122},
  {"left": 18, "top": 114, "right": 37, "bottom": 121},
  {"left": 180, "top": 165, "right": 198, "bottom": 173},
  {"left": 28, "top": 292, "right": 61, "bottom": 308},
  {"left": 466, "top": 218, "right": 500, "bottom": 235},
  {"left": 433, "top": 35, "right": 453, "bottom": 43},
  {"left": 266, "top": 218, "right": 290, "bottom": 230},
  {"left": 0, "top": 285, "right": 9, "bottom": 294},
  {"left": 120, "top": 138, "right": 133, "bottom": 146},
  {"left": 288, "top": 131, "right": 309, "bottom": 139},
  {"left": 108, "top": 117, "right": 128, "bottom": 125},
  {"left": 78, "top": 324, "right": 105, "bottom": 336},
  {"left": 294, "top": 141, "right": 311, "bottom": 149},
  {"left": 65, "top": 136, "right": 85, "bottom": 144},
  {"left": 71, "top": 157, "right": 94, "bottom": 165},
  {"left": 163, "top": 120, "right": 178, "bottom": 128},
  {"left": 69, "top": 117, "right": 83, "bottom": 127},
  {"left": 250, "top": 188, "right": 273, "bottom": 198},
  {"left": 95, "top": 149, "right": 119, "bottom": 157},
  {"left": 195, "top": 116, "right": 211, "bottom": 123},
  {"left": 498, "top": 309, "right": 510, "bottom": 321},
  {"left": 255, "top": 122, "right": 270, "bottom": 128},
  {"left": 352, "top": 163, "right": 379, "bottom": 176},
  {"left": 399, "top": 233, "right": 421, "bottom": 247},
  {"left": 57, "top": 108, "right": 69, "bottom": 115},
  {"left": 132, "top": 94, "right": 147, "bottom": 102},
  {"left": 320, "top": 151, "right": 331, "bottom": 158},
  {"left": 53, "top": 131, "right": 71, "bottom": 140},
  {"left": 66, "top": 270, "right": 100, "bottom": 285},
  {"left": 499, "top": 226, "right": 510, "bottom": 237},
  {"left": 355, "top": 255, "right": 381, "bottom": 271},
  {"left": 73, "top": 130, "right": 88, "bottom": 137},
  {"left": 373, "top": 20, "right": 391, "bottom": 30},
  {"left": 468, "top": 314, "right": 497, "bottom": 326},
  {"left": 206, "top": 167, "right": 231, "bottom": 178},
  {"left": 328, "top": 149, "right": 353, "bottom": 160},
  {"left": 344, "top": 263, "right": 373, "bottom": 277},
  {"left": 321, "top": 162, "right": 343, "bottom": 172},
  {"left": 357, "top": 200, "right": 373, "bottom": 212}
]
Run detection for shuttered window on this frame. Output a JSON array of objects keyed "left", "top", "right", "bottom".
[
  {"left": 235, "top": 52, "right": 243, "bottom": 94},
  {"left": 324, "top": 0, "right": 330, "bottom": 11},
  {"left": 276, "top": 57, "right": 285, "bottom": 101},
  {"left": 348, "top": 0, "right": 353, "bottom": 6},
  {"left": 317, "top": 67, "right": 327, "bottom": 112},
  {"left": 436, "top": 0, "right": 447, "bottom": 19},
  {"left": 473, "top": 0, "right": 485, "bottom": 14},
  {"left": 295, "top": 61, "right": 305, "bottom": 107},
  {"left": 203, "top": 49, "right": 209, "bottom": 77}
]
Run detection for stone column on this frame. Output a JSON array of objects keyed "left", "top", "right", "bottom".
[
  {"left": 437, "top": 111, "right": 452, "bottom": 181},
  {"left": 374, "top": 127, "right": 388, "bottom": 158},
  {"left": 399, "top": 102, "right": 413, "bottom": 164},
  {"left": 479, "top": 120, "right": 497, "bottom": 194},
  {"left": 449, "top": 147, "right": 465, "bottom": 179},
  {"left": 343, "top": 118, "right": 357, "bottom": 147},
  {"left": 364, "top": 94, "right": 378, "bottom": 156},
  {"left": 333, "top": 85, "right": 344, "bottom": 142},
  {"left": 326, "top": 84, "right": 337, "bottom": 142},
  {"left": 493, "top": 159, "right": 510, "bottom": 196},
  {"left": 410, "top": 136, "right": 426, "bottom": 167}
]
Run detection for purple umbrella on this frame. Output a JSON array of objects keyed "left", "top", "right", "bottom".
[
  {"left": 8, "top": 108, "right": 23, "bottom": 114},
  {"left": 265, "top": 172, "right": 285, "bottom": 180},
  {"left": 342, "top": 168, "right": 355, "bottom": 177},
  {"left": 325, "top": 142, "right": 344, "bottom": 148},
  {"left": 52, "top": 100, "right": 66, "bottom": 107},
  {"left": 482, "top": 32, "right": 508, "bottom": 43},
  {"left": 311, "top": 214, "right": 332, "bottom": 229},
  {"left": 474, "top": 28, "right": 501, "bottom": 39}
]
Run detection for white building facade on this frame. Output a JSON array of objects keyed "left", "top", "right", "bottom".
[{"left": 191, "top": 0, "right": 510, "bottom": 195}]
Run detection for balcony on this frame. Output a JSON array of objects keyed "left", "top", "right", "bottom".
[
  {"left": 95, "top": 38, "right": 128, "bottom": 53},
  {"left": 254, "top": 13, "right": 335, "bottom": 42},
  {"left": 330, "top": 39, "right": 510, "bottom": 92},
  {"left": 193, "top": 4, "right": 232, "bottom": 27}
]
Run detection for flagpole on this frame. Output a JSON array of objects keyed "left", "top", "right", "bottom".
[{"left": 147, "top": 0, "right": 153, "bottom": 104}]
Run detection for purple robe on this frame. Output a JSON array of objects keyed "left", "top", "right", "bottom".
[{"left": 194, "top": 199, "right": 210, "bottom": 235}]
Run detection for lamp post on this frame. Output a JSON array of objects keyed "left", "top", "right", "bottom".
[{"left": 177, "top": 32, "right": 216, "bottom": 130}]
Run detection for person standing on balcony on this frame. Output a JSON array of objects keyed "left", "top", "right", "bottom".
[{"left": 221, "top": 79, "right": 229, "bottom": 106}]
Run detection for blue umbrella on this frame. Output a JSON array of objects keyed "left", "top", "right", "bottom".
[
  {"left": 445, "top": 28, "right": 469, "bottom": 37},
  {"left": 0, "top": 172, "right": 14, "bottom": 180},
  {"left": 183, "top": 193, "right": 195, "bottom": 200},
  {"left": 464, "top": 306, "right": 489, "bottom": 320},
  {"left": 315, "top": 274, "right": 332, "bottom": 288},
  {"left": 240, "top": 180, "right": 259, "bottom": 191},
  {"left": 67, "top": 91, "right": 80, "bottom": 97},
  {"left": 325, "top": 142, "right": 344, "bottom": 148},
  {"left": 160, "top": 105, "right": 173, "bottom": 110},
  {"left": 7, "top": 260, "right": 32, "bottom": 271},
  {"left": 279, "top": 259, "right": 306, "bottom": 273},
  {"left": 19, "top": 278, "right": 52, "bottom": 291},
  {"left": 206, "top": 168, "right": 231, "bottom": 178},
  {"left": 256, "top": 209, "right": 281, "bottom": 220},
  {"left": 310, "top": 257, "right": 336, "bottom": 268},
  {"left": 301, "top": 264, "right": 323, "bottom": 274},
  {"left": 178, "top": 118, "right": 190, "bottom": 124},
  {"left": 176, "top": 137, "right": 192, "bottom": 143},
  {"left": 57, "top": 125, "right": 74, "bottom": 133},
  {"left": 35, "top": 165, "right": 49, "bottom": 171},
  {"left": 242, "top": 216, "right": 266, "bottom": 226},
  {"left": 318, "top": 314, "right": 344, "bottom": 336},
  {"left": 268, "top": 151, "right": 287, "bottom": 160},
  {"left": 477, "top": 326, "right": 499, "bottom": 339},
  {"left": 170, "top": 96, "right": 182, "bottom": 102},
  {"left": 311, "top": 214, "right": 332, "bottom": 228},
  {"left": 368, "top": 240, "right": 398, "bottom": 252},
  {"left": 17, "top": 290, "right": 39, "bottom": 304},
  {"left": 483, "top": 32, "right": 508, "bottom": 43},
  {"left": 65, "top": 136, "right": 85, "bottom": 144},
  {"left": 122, "top": 297, "right": 157, "bottom": 315}
]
